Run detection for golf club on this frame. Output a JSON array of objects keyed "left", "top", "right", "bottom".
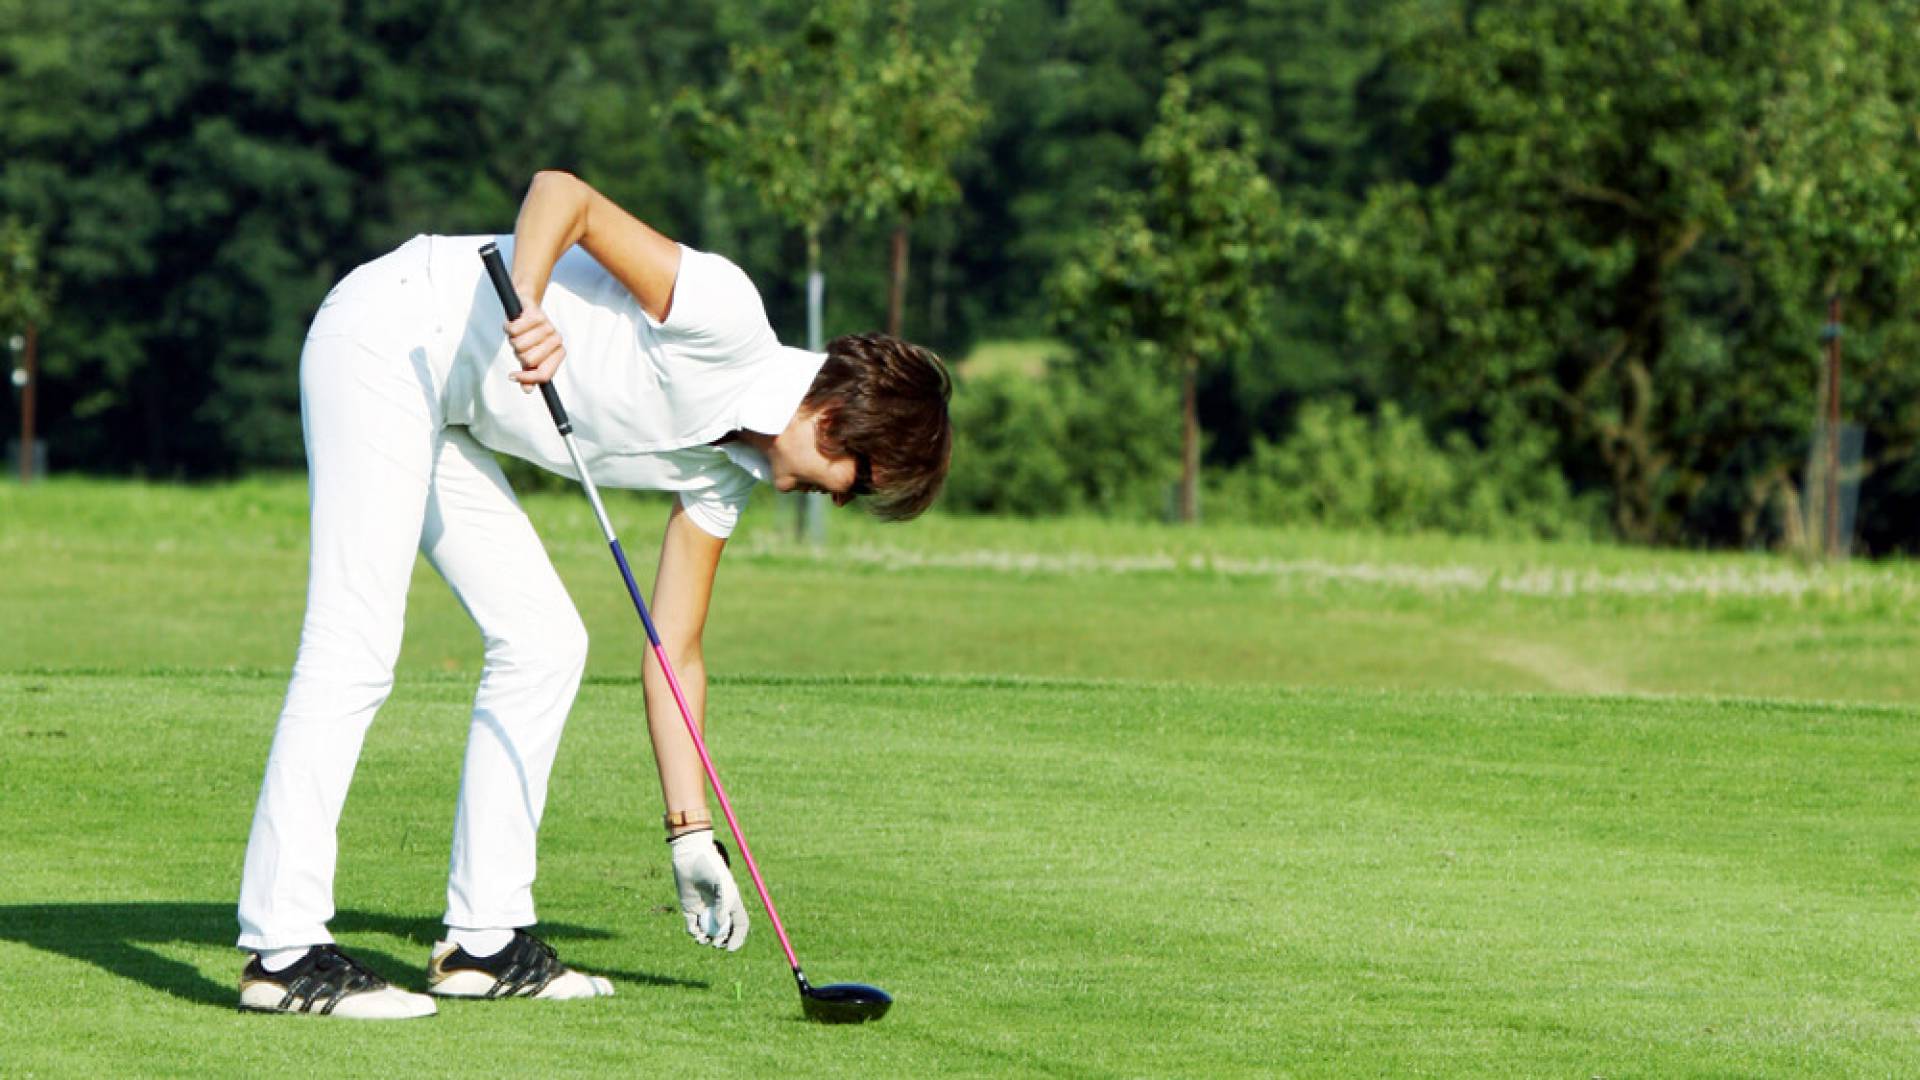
[{"left": 479, "top": 242, "right": 892, "bottom": 1024}]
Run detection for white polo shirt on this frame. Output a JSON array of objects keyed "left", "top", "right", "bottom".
[{"left": 426, "top": 235, "right": 825, "bottom": 538}]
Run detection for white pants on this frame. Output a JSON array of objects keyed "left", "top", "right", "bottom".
[{"left": 237, "top": 240, "right": 588, "bottom": 950}]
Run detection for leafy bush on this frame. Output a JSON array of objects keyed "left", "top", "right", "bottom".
[
  {"left": 1054, "top": 348, "right": 1182, "bottom": 518},
  {"left": 941, "top": 366, "right": 1077, "bottom": 517},
  {"left": 943, "top": 348, "right": 1178, "bottom": 518},
  {"left": 945, "top": 367, "right": 1599, "bottom": 540},
  {"left": 1209, "top": 398, "right": 1602, "bottom": 540}
]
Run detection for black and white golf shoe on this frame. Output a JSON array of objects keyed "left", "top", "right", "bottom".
[
  {"left": 427, "top": 929, "right": 614, "bottom": 1000},
  {"left": 238, "top": 944, "right": 437, "bottom": 1019}
]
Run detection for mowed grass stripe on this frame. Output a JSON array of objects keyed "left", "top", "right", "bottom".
[
  {"left": 2, "top": 672, "right": 1916, "bottom": 1076},
  {"left": 16, "top": 663, "right": 1920, "bottom": 724},
  {"left": 9, "top": 477, "right": 1920, "bottom": 704}
]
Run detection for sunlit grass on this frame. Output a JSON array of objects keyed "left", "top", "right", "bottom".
[
  {"left": 3, "top": 671, "right": 1916, "bottom": 1076},
  {"left": 954, "top": 336, "right": 1059, "bottom": 379}
]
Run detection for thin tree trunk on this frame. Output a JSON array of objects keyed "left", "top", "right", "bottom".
[
  {"left": 929, "top": 215, "right": 951, "bottom": 340},
  {"left": 886, "top": 218, "right": 910, "bottom": 338},
  {"left": 1616, "top": 355, "right": 1666, "bottom": 542},
  {"left": 1600, "top": 243, "right": 1674, "bottom": 542},
  {"left": 1180, "top": 354, "right": 1199, "bottom": 523}
]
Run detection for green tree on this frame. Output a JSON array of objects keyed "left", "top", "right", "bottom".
[
  {"left": 846, "top": 2, "right": 988, "bottom": 338},
  {"left": 670, "top": 0, "right": 986, "bottom": 337},
  {"left": 957, "top": 1, "right": 1395, "bottom": 461},
  {"left": 1330, "top": 0, "right": 1920, "bottom": 543},
  {"left": 1052, "top": 75, "right": 1282, "bottom": 522},
  {"left": 669, "top": 0, "right": 874, "bottom": 346}
]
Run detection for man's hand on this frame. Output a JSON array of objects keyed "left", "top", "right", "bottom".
[
  {"left": 504, "top": 289, "right": 566, "bottom": 392},
  {"left": 669, "top": 830, "right": 750, "bottom": 951}
]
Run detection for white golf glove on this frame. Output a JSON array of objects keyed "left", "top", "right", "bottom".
[{"left": 669, "top": 829, "right": 750, "bottom": 951}]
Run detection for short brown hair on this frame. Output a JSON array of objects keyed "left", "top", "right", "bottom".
[{"left": 804, "top": 333, "right": 953, "bottom": 521}]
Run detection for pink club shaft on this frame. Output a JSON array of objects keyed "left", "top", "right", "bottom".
[{"left": 646, "top": 637, "right": 803, "bottom": 971}]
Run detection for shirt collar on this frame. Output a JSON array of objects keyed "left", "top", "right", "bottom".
[{"left": 736, "top": 345, "right": 828, "bottom": 437}]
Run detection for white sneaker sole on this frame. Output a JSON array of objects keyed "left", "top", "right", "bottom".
[
  {"left": 239, "top": 980, "right": 438, "bottom": 1019},
  {"left": 427, "top": 942, "right": 615, "bottom": 1000},
  {"left": 428, "top": 968, "right": 615, "bottom": 999}
]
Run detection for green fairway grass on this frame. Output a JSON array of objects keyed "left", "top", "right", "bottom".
[
  {"left": 4, "top": 672, "right": 1917, "bottom": 1076},
  {"left": 3, "top": 479, "right": 1919, "bottom": 1075}
]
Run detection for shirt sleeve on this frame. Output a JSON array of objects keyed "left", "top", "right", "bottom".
[
  {"left": 649, "top": 246, "right": 779, "bottom": 362},
  {"left": 676, "top": 467, "right": 759, "bottom": 539}
]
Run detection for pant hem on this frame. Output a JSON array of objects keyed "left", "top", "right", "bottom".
[
  {"left": 235, "top": 932, "right": 336, "bottom": 952},
  {"left": 441, "top": 911, "right": 538, "bottom": 931}
]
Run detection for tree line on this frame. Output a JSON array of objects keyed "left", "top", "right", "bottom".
[{"left": 3, "top": 0, "right": 1918, "bottom": 550}]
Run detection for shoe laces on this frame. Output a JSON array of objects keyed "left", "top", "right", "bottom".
[
  {"left": 308, "top": 944, "right": 386, "bottom": 992},
  {"left": 516, "top": 931, "right": 559, "bottom": 964}
]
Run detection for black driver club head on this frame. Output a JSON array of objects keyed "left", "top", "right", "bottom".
[{"left": 800, "top": 981, "right": 893, "bottom": 1024}]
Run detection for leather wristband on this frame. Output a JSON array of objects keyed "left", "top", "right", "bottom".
[{"left": 664, "top": 808, "right": 712, "bottom": 831}]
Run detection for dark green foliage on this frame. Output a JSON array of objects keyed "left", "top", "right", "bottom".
[
  {"left": 0, "top": 218, "right": 50, "bottom": 330},
  {"left": 0, "top": 0, "right": 600, "bottom": 473},
  {"left": 1324, "top": 0, "right": 1920, "bottom": 545}
]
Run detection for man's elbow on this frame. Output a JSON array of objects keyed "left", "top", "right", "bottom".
[{"left": 531, "top": 168, "right": 586, "bottom": 193}]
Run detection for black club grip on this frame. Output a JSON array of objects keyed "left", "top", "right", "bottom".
[{"left": 478, "top": 241, "right": 571, "bottom": 435}]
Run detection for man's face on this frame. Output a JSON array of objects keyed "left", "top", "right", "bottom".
[{"left": 768, "top": 405, "right": 866, "bottom": 506}]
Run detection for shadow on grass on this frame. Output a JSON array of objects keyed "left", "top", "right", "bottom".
[{"left": 0, "top": 901, "right": 705, "bottom": 1009}]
